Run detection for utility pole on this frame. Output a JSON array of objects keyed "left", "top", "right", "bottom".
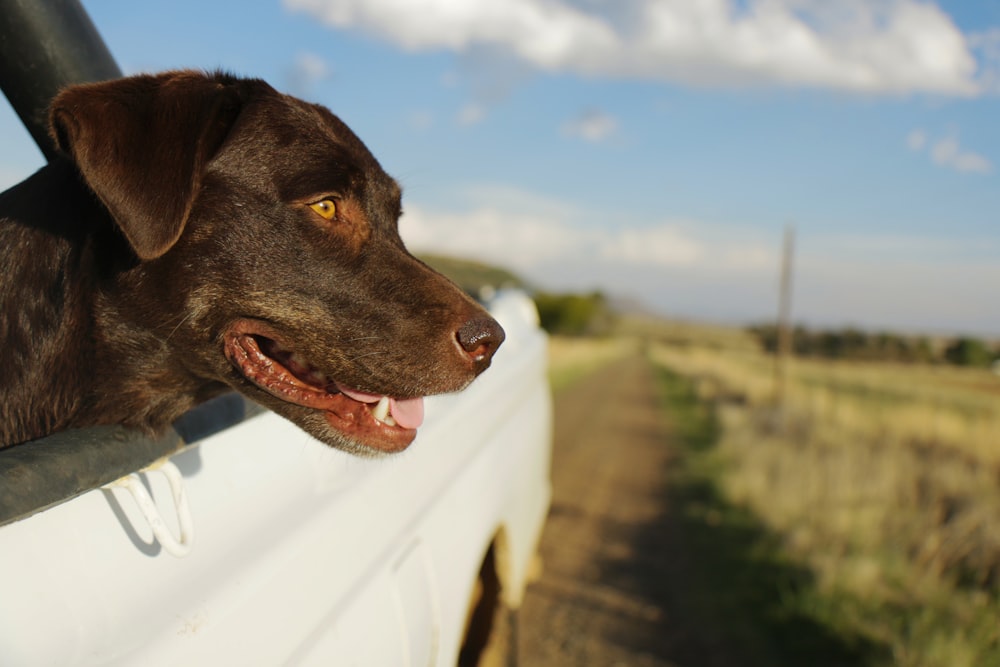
[{"left": 774, "top": 224, "right": 795, "bottom": 408}]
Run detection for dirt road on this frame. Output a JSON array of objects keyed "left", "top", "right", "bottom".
[
  {"left": 513, "top": 352, "right": 886, "bottom": 667},
  {"left": 517, "top": 353, "right": 683, "bottom": 666}
]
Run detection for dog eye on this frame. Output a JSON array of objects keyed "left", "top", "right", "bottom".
[{"left": 309, "top": 199, "right": 337, "bottom": 220}]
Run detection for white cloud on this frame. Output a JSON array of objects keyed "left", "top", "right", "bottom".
[
  {"left": 398, "top": 190, "right": 775, "bottom": 276},
  {"left": 408, "top": 110, "right": 434, "bottom": 131},
  {"left": 296, "top": 52, "right": 331, "bottom": 81},
  {"left": 400, "top": 203, "right": 601, "bottom": 270},
  {"left": 561, "top": 110, "right": 618, "bottom": 143},
  {"left": 906, "top": 128, "right": 926, "bottom": 151},
  {"left": 930, "top": 137, "right": 992, "bottom": 173},
  {"left": 908, "top": 128, "right": 992, "bottom": 174},
  {"left": 285, "top": 52, "right": 333, "bottom": 95},
  {"left": 399, "top": 200, "right": 779, "bottom": 322},
  {"left": 285, "top": 0, "right": 616, "bottom": 68},
  {"left": 600, "top": 225, "right": 703, "bottom": 265},
  {"left": 968, "top": 27, "right": 1000, "bottom": 92},
  {"left": 284, "top": 0, "right": 985, "bottom": 95},
  {"left": 457, "top": 103, "right": 487, "bottom": 126}
]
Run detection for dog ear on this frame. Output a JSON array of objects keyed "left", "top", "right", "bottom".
[{"left": 49, "top": 71, "right": 246, "bottom": 260}]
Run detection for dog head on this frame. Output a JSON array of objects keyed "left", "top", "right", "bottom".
[{"left": 50, "top": 70, "right": 504, "bottom": 455}]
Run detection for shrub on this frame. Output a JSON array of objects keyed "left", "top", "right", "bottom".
[{"left": 533, "top": 291, "right": 613, "bottom": 337}]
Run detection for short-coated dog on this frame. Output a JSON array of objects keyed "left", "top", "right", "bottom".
[{"left": 0, "top": 70, "right": 504, "bottom": 456}]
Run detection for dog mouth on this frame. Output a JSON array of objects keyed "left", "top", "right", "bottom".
[{"left": 222, "top": 321, "right": 424, "bottom": 453}]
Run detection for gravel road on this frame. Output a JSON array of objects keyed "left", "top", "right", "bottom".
[{"left": 516, "top": 353, "right": 684, "bottom": 666}]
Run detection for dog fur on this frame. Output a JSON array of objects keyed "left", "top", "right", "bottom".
[{"left": 0, "top": 70, "right": 504, "bottom": 455}]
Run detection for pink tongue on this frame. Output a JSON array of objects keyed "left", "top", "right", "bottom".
[
  {"left": 337, "top": 386, "right": 425, "bottom": 429},
  {"left": 389, "top": 397, "right": 424, "bottom": 430}
]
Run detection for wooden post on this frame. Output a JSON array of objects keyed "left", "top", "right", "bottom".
[{"left": 774, "top": 224, "right": 795, "bottom": 408}]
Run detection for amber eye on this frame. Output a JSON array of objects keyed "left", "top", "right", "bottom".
[{"left": 309, "top": 199, "right": 337, "bottom": 220}]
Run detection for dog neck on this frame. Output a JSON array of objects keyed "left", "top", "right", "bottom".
[{"left": 0, "top": 162, "right": 217, "bottom": 448}]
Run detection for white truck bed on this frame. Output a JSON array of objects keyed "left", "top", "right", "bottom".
[{"left": 0, "top": 290, "right": 552, "bottom": 666}]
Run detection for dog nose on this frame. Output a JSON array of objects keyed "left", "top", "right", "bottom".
[{"left": 456, "top": 316, "right": 505, "bottom": 373}]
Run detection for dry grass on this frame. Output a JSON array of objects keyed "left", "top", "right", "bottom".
[
  {"left": 648, "top": 336, "right": 1000, "bottom": 666},
  {"left": 649, "top": 342, "right": 1000, "bottom": 465},
  {"left": 546, "top": 335, "right": 638, "bottom": 391}
]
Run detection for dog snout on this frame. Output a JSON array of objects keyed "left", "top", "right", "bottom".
[{"left": 456, "top": 316, "right": 505, "bottom": 373}]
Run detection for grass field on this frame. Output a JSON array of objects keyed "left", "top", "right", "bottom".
[
  {"left": 549, "top": 321, "right": 1000, "bottom": 666},
  {"left": 546, "top": 335, "right": 637, "bottom": 391},
  {"left": 644, "top": 323, "right": 1000, "bottom": 667}
]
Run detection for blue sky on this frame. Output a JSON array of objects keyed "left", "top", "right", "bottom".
[{"left": 2, "top": 0, "right": 999, "bottom": 336}]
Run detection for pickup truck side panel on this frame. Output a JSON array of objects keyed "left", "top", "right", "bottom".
[{"left": 0, "top": 290, "right": 551, "bottom": 666}]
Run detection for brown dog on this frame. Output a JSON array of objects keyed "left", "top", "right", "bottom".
[{"left": 0, "top": 70, "right": 504, "bottom": 455}]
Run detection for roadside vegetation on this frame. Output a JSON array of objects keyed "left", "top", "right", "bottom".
[
  {"left": 546, "top": 336, "right": 634, "bottom": 391},
  {"left": 752, "top": 323, "right": 1000, "bottom": 368},
  {"left": 642, "top": 320, "right": 1000, "bottom": 666},
  {"left": 654, "top": 364, "right": 887, "bottom": 665}
]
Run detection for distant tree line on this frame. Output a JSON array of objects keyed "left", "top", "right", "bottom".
[
  {"left": 533, "top": 291, "right": 615, "bottom": 336},
  {"left": 750, "top": 325, "right": 1000, "bottom": 368},
  {"left": 414, "top": 254, "right": 616, "bottom": 337}
]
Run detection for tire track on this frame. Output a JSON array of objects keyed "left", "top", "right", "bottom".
[{"left": 518, "top": 353, "right": 679, "bottom": 666}]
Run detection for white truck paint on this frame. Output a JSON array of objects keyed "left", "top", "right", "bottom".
[{"left": 0, "top": 289, "right": 552, "bottom": 666}]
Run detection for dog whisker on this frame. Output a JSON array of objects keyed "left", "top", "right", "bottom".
[
  {"left": 347, "top": 350, "right": 387, "bottom": 363},
  {"left": 164, "top": 312, "right": 197, "bottom": 342}
]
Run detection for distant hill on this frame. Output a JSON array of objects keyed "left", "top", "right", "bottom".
[{"left": 417, "top": 253, "right": 528, "bottom": 297}]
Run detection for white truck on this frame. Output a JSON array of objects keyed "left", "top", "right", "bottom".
[
  {"left": 0, "top": 2, "right": 552, "bottom": 664},
  {"left": 0, "top": 288, "right": 552, "bottom": 666}
]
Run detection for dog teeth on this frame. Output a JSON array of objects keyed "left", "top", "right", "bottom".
[
  {"left": 371, "top": 396, "right": 391, "bottom": 423},
  {"left": 369, "top": 396, "right": 398, "bottom": 426}
]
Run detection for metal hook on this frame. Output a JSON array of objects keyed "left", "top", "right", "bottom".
[{"left": 105, "top": 459, "right": 194, "bottom": 558}]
